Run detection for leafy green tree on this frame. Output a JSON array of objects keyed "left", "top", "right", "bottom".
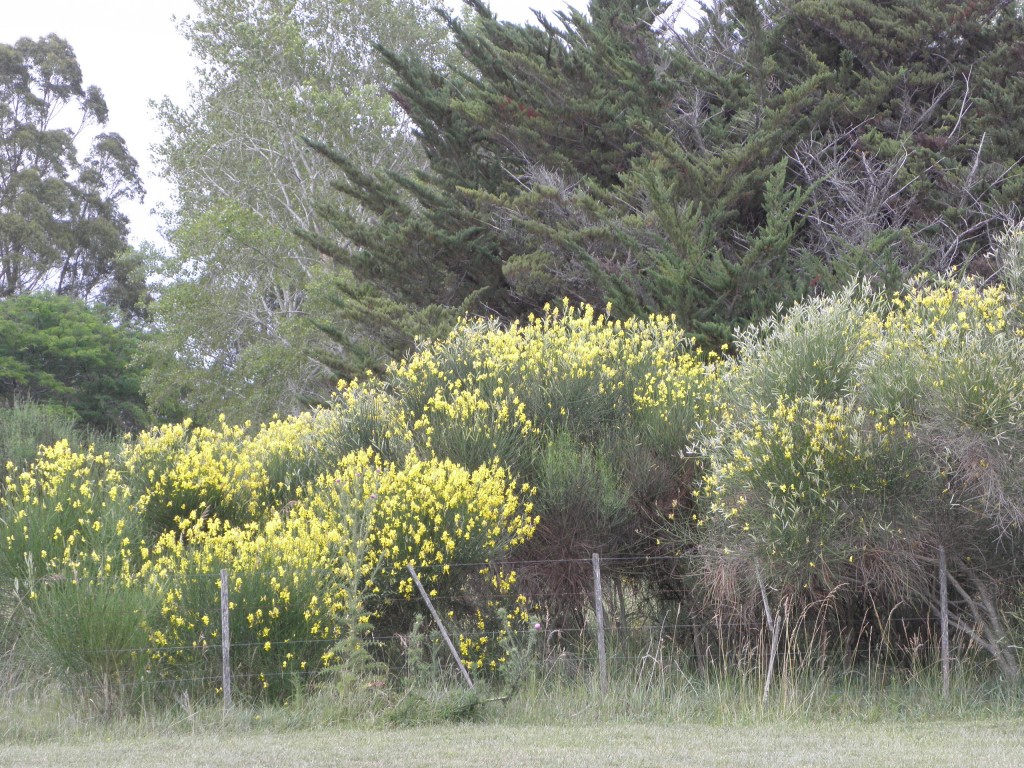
[
  {"left": 0, "top": 294, "right": 146, "bottom": 433},
  {"left": 145, "top": 0, "right": 450, "bottom": 423},
  {"left": 0, "top": 35, "right": 146, "bottom": 317}
]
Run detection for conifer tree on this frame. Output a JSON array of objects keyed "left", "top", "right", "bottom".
[{"left": 309, "top": 0, "right": 1024, "bottom": 363}]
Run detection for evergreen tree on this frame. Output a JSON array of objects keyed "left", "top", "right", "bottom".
[
  {"left": 309, "top": 0, "right": 1024, "bottom": 362},
  {"left": 302, "top": 0, "right": 672, "bottom": 366}
]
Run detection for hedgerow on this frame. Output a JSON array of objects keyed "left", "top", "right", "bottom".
[{"left": 5, "top": 230, "right": 1024, "bottom": 703}]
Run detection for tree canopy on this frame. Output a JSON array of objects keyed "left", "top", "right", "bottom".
[
  {"left": 308, "top": 0, "right": 1024, "bottom": 365},
  {"left": 0, "top": 34, "right": 146, "bottom": 317},
  {"left": 0, "top": 293, "right": 146, "bottom": 433},
  {"left": 144, "top": 0, "right": 451, "bottom": 424}
]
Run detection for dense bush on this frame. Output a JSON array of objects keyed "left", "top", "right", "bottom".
[
  {"left": 6, "top": 238, "right": 1024, "bottom": 705},
  {"left": 387, "top": 302, "right": 721, "bottom": 616},
  {"left": 0, "top": 294, "right": 147, "bottom": 433},
  {"left": 687, "top": 235, "right": 1024, "bottom": 676}
]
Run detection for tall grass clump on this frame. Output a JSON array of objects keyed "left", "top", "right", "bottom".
[
  {"left": 0, "top": 398, "right": 113, "bottom": 483},
  {"left": 0, "top": 439, "right": 157, "bottom": 712},
  {"left": 1, "top": 399, "right": 78, "bottom": 473}
]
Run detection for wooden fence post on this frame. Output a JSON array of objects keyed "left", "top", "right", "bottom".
[
  {"left": 220, "top": 568, "right": 232, "bottom": 711},
  {"left": 939, "top": 545, "right": 950, "bottom": 699},
  {"left": 592, "top": 552, "right": 609, "bottom": 694},
  {"left": 757, "top": 565, "right": 782, "bottom": 706},
  {"left": 407, "top": 564, "right": 474, "bottom": 689}
]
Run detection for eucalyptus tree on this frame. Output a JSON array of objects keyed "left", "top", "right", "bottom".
[
  {"left": 0, "top": 34, "right": 146, "bottom": 316},
  {"left": 145, "top": 0, "right": 450, "bottom": 423}
]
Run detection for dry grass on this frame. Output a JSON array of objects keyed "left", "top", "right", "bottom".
[{"left": 2, "top": 719, "right": 1022, "bottom": 768}]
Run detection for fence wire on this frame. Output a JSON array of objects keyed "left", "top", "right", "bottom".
[{"left": 4, "top": 554, "right": 1015, "bottom": 704}]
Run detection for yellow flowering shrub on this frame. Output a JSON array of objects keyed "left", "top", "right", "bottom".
[
  {"left": 138, "top": 506, "right": 353, "bottom": 697},
  {"left": 293, "top": 448, "right": 535, "bottom": 620},
  {"left": 696, "top": 395, "right": 919, "bottom": 592},
  {"left": 862, "top": 276, "right": 1024, "bottom": 532},
  {"left": 134, "top": 447, "right": 533, "bottom": 696},
  {"left": 392, "top": 301, "right": 719, "bottom": 452},
  {"left": 693, "top": 271, "right": 1024, "bottom": 618},
  {"left": 862, "top": 276, "right": 1015, "bottom": 422},
  {"left": 120, "top": 417, "right": 269, "bottom": 532},
  {"left": 389, "top": 302, "right": 719, "bottom": 617},
  {"left": 10, "top": 264, "right": 1024, "bottom": 700},
  {"left": 0, "top": 440, "right": 137, "bottom": 587}
]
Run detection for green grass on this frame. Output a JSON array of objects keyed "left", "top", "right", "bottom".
[
  {"left": 4, "top": 597, "right": 1023, "bottom": 767},
  {"left": 4, "top": 664, "right": 1024, "bottom": 767},
  {"left": 2, "top": 719, "right": 1023, "bottom": 767}
]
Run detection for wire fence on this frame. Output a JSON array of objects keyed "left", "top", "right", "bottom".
[{"left": 6, "top": 553, "right": 1019, "bottom": 709}]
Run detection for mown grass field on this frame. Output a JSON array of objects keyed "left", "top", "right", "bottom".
[{"left": 3, "top": 719, "right": 1023, "bottom": 768}]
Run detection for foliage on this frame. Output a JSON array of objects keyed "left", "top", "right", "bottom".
[
  {"left": 0, "top": 293, "right": 147, "bottom": 432},
  {"left": 0, "top": 34, "right": 146, "bottom": 317},
  {"left": 0, "top": 440, "right": 140, "bottom": 588},
  {"left": 1, "top": 370, "right": 537, "bottom": 699},
  {"left": 0, "top": 397, "right": 99, "bottom": 477},
  {"left": 311, "top": 0, "right": 1024, "bottom": 364},
  {"left": 305, "top": 0, "right": 679, "bottom": 364},
  {"left": 0, "top": 303, "right": 718, "bottom": 702},
  {"left": 689, "top": 257, "right": 1024, "bottom": 675},
  {"left": 145, "top": 0, "right": 451, "bottom": 423},
  {"left": 387, "top": 301, "right": 721, "bottom": 616},
  {"left": 9, "top": 261, "right": 1024, "bottom": 702},
  {"left": 27, "top": 579, "right": 157, "bottom": 713}
]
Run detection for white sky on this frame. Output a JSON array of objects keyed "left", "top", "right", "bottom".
[{"left": 3, "top": 0, "right": 575, "bottom": 249}]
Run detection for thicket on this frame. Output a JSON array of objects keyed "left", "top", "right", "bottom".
[{"left": 4, "top": 228, "right": 1024, "bottom": 713}]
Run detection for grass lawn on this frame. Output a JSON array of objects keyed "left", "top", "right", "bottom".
[{"left": 3, "top": 719, "right": 1022, "bottom": 767}]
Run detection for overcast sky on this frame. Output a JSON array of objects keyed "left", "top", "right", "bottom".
[{"left": 4, "top": 0, "right": 574, "bottom": 249}]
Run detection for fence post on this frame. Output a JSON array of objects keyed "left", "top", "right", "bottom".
[
  {"left": 407, "top": 564, "right": 474, "bottom": 689},
  {"left": 939, "top": 545, "right": 950, "bottom": 699},
  {"left": 592, "top": 552, "right": 609, "bottom": 694},
  {"left": 757, "top": 565, "right": 782, "bottom": 706},
  {"left": 220, "top": 568, "right": 232, "bottom": 711}
]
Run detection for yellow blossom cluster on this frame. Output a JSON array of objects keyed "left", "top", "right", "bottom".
[
  {"left": 138, "top": 505, "right": 353, "bottom": 685},
  {"left": 391, "top": 301, "right": 719, "bottom": 447},
  {"left": 294, "top": 448, "right": 536, "bottom": 601},
  {"left": 383, "top": 298, "right": 722, "bottom": 566},
  {"left": 696, "top": 272, "right": 1024, "bottom": 595},
  {"left": 126, "top": 446, "right": 532, "bottom": 691},
  {"left": 1, "top": 440, "right": 135, "bottom": 587},
  {"left": 121, "top": 417, "right": 265, "bottom": 531},
  {"left": 456, "top": 595, "right": 532, "bottom": 673},
  {"left": 698, "top": 395, "right": 914, "bottom": 580}
]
